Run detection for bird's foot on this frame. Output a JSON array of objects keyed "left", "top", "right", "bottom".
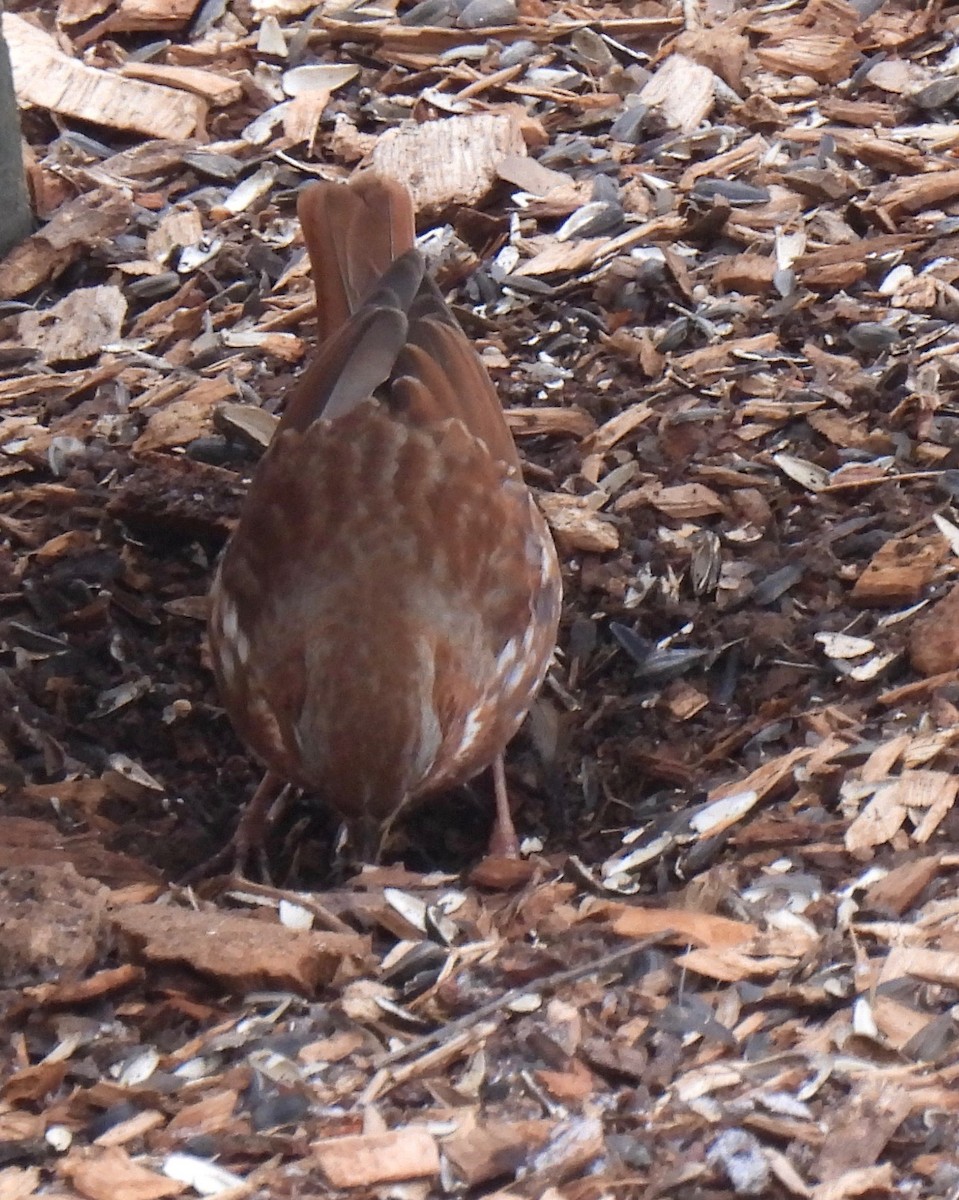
[{"left": 180, "top": 772, "right": 290, "bottom": 885}]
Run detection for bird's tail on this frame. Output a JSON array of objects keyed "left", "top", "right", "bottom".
[{"left": 297, "top": 174, "right": 416, "bottom": 347}]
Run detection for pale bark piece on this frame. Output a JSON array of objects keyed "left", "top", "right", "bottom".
[
  {"left": 112, "top": 0, "right": 204, "bottom": 30},
  {"left": 18, "top": 285, "right": 126, "bottom": 364},
  {"left": 252, "top": 0, "right": 314, "bottom": 12},
  {"left": 63, "top": 1146, "right": 185, "bottom": 1200},
  {"left": 678, "top": 948, "right": 801, "bottom": 982},
  {"left": 845, "top": 772, "right": 959, "bottom": 852},
  {"left": 165, "top": 1090, "right": 238, "bottom": 1137},
  {"left": 537, "top": 493, "right": 619, "bottom": 553},
  {"left": 496, "top": 153, "right": 573, "bottom": 197},
  {"left": 0, "top": 1165, "right": 41, "bottom": 1200},
  {"left": 371, "top": 112, "right": 527, "bottom": 213},
  {"left": 812, "top": 1163, "right": 894, "bottom": 1200},
  {"left": 712, "top": 253, "right": 777, "bottom": 294},
  {"left": 814, "top": 1084, "right": 910, "bottom": 1182},
  {"left": 145, "top": 206, "right": 203, "bottom": 265},
  {"left": 526, "top": 1116, "right": 604, "bottom": 1190},
  {"left": 756, "top": 35, "right": 859, "bottom": 84},
  {"left": 0, "top": 862, "right": 109, "bottom": 981},
  {"left": 870, "top": 994, "right": 934, "bottom": 1051},
  {"left": 638, "top": 53, "right": 716, "bottom": 133},
  {"left": 443, "top": 1118, "right": 553, "bottom": 1186},
  {"left": 58, "top": 0, "right": 114, "bottom": 23},
  {"left": 93, "top": 1110, "right": 165, "bottom": 1148},
  {"left": 120, "top": 62, "right": 242, "bottom": 106},
  {"left": 512, "top": 237, "right": 608, "bottom": 277},
  {"left": 591, "top": 901, "right": 757, "bottom": 948},
  {"left": 877, "top": 167, "right": 959, "bottom": 218},
  {"left": 707, "top": 746, "right": 812, "bottom": 810},
  {"left": 312, "top": 1129, "right": 439, "bottom": 1187},
  {"left": 0, "top": 189, "right": 132, "bottom": 297},
  {"left": 113, "top": 903, "right": 371, "bottom": 994},
  {"left": 6, "top": 14, "right": 204, "bottom": 139},
  {"left": 616, "top": 482, "right": 726, "bottom": 519},
  {"left": 506, "top": 406, "right": 596, "bottom": 440},
  {"left": 679, "top": 132, "right": 769, "bottom": 190},
  {"left": 133, "top": 378, "right": 237, "bottom": 454},
  {"left": 581, "top": 403, "right": 653, "bottom": 456},
  {"left": 851, "top": 535, "right": 945, "bottom": 607},
  {"left": 880, "top": 945, "right": 959, "bottom": 988}
]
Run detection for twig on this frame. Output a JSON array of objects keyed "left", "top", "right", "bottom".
[{"left": 375, "top": 932, "right": 671, "bottom": 1068}]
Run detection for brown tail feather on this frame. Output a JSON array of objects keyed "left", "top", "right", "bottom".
[
  {"left": 297, "top": 175, "right": 416, "bottom": 346},
  {"left": 288, "top": 173, "right": 520, "bottom": 473}
]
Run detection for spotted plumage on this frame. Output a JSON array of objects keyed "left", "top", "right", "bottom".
[{"left": 207, "top": 173, "right": 562, "bottom": 863}]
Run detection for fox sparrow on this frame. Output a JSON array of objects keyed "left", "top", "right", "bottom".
[{"left": 206, "top": 173, "right": 562, "bottom": 867}]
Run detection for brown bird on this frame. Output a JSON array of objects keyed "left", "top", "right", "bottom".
[{"left": 206, "top": 172, "right": 562, "bottom": 868}]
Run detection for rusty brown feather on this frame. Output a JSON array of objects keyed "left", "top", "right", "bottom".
[{"left": 207, "top": 173, "right": 562, "bottom": 863}]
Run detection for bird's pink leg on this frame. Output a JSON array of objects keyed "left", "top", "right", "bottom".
[
  {"left": 182, "top": 771, "right": 288, "bottom": 883},
  {"left": 487, "top": 755, "right": 520, "bottom": 858}
]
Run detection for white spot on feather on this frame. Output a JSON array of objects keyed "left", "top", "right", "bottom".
[
  {"left": 456, "top": 705, "right": 486, "bottom": 760},
  {"left": 215, "top": 638, "right": 236, "bottom": 687},
  {"left": 221, "top": 600, "right": 239, "bottom": 643},
  {"left": 234, "top": 628, "right": 251, "bottom": 666}
]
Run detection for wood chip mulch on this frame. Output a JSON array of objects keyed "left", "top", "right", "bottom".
[{"left": 4, "top": 0, "right": 959, "bottom": 1195}]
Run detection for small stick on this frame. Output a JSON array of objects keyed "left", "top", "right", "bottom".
[{"left": 375, "top": 931, "right": 671, "bottom": 1068}]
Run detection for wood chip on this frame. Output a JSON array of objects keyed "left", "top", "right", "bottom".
[
  {"left": 112, "top": 904, "right": 371, "bottom": 995},
  {"left": 372, "top": 112, "right": 526, "bottom": 214},
  {"left": 6, "top": 14, "right": 205, "bottom": 139},
  {"left": 537, "top": 493, "right": 619, "bottom": 553},
  {"left": 638, "top": 53, "right": 716, "bottom": 133},
  {"left": 312, "top": 1129, "right": 439, "bottom": 1187},
  {"left": 851, "top": 536, "right": 945, "bottom": 607},
  {"left": 18, "top": 286, "right": 126, "bottom": 364}
]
